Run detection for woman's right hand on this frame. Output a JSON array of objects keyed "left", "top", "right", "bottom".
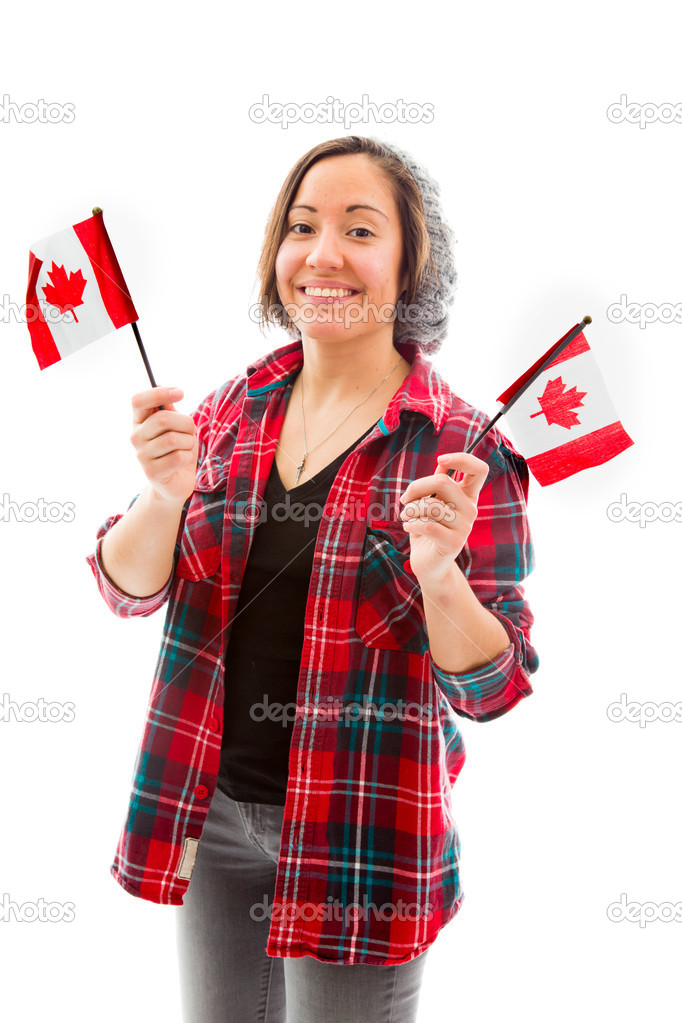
[{"left": 130, "top": 386, "right": 199, "bottom": 506}]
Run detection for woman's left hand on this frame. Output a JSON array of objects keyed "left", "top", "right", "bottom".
[{"left": 399, "top": 452, "right": 490, "bottom": 587}]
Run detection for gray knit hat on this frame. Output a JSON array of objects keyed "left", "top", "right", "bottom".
[
  {"left": 282, "top": 137, "right": 457, "bottom": 356},
  {"left": 371, "top": 137, "right": 457, "bottom": 355}
]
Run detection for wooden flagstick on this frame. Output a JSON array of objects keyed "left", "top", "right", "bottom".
[
  {"left": 403, "top": 315, "right": 594, "bottom": 574},
  {"left": 130, "top": 319, "right": 160, "bottom": 389},
  {"left": 436, "top": 315, "right": 592, "bottom": 489},
  {"left": 91, "top": 207, "right": 164, "bottom": 409}
]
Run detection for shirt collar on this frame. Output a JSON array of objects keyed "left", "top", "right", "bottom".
[{"left": 245, "top": 338, "right": 452, "bottom": 435}]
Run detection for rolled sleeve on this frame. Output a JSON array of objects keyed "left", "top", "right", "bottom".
[
  {"left": 429, "top": 609, "right": 536, "bottom": 722},
  {"left": 84, "top": 384, "right": 225, "bottom": 620},
  {"left": 85, "top": 498, "right": 178, "bottom": 618},
  {"left": 429, "top": 436, "right": 540, "bottom": 723}
]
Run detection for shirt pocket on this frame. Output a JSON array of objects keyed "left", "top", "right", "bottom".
[
  {"left": 175, "top": 455, "right": 228, "bottom": 582},
  {"left": 354, "top": 517, "right": 429, "bottom": 654}
]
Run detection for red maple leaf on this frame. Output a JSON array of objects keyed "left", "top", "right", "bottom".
[
  {"left": 529, "top": 376, "right": 587, "bottom": 429},
  {"left": 41, "top": 262, "right": 87, "bottom": 323}
]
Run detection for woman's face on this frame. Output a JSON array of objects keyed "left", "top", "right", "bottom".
[{"left": 275, "top": 153, "right": 408, "bottom": 346}]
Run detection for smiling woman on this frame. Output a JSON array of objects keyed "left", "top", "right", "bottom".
[
  {"left": 275, "top": 156, "right": 409, "bottom": 360},
  {"left": 256, "top": 135, "right": 450, "bottom": 354},
  {"left": 86, "top": 134, "right": 539, "bottom": 1023}
]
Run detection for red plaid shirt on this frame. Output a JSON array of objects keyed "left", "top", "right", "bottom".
[{"left": 86, "top": 338, "right": 539, "bottom": 966}]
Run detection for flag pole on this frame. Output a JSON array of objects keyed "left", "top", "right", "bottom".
[
  {"left": 404, "top": 314, "right": 594, "bottom": 574},
  {"left": 130, "top": 319, "right": 159, "bottom": 388},
  {"left": 91, "top": 207, "right": 164, "bottom": 409},
  {"left": 442, "top": 315, "right": 592, "bottom": 484},
  {"left": 405, "top": 313, "right": 598, "bottom": 574}
]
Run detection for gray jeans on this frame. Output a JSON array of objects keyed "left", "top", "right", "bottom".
[{"left": 175, "top": 784, "right": 430, "bottom": 1022}]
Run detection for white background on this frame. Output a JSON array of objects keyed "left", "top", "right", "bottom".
[{"left": 1, "top": 2, "right": 680, "bottom": 1021}]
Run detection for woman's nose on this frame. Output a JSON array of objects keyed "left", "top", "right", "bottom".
[{"left": 305, "top": 228, "right": 344, "bottom": 269}]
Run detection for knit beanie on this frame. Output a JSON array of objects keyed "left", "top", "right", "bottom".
[
  {"left": 282, "top": 137, "right": 457, "bottom": 356},
  {"left": 369, "top": 137, "right": 457, "bottom": 355}
]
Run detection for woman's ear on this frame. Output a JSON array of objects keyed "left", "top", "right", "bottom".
[{"left": 398, "top": 268, "right": 409, "bottom": 301}]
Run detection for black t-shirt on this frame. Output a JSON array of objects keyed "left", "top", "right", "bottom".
[{"left": 217, "top": 420, "right": 378, "bottom": 805}]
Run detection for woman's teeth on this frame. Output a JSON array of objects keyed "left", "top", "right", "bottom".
[{"left": 302, "top": 287, "right": 356, "bottom": 297}]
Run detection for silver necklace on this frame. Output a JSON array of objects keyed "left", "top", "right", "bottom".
[{"left": 294, "top": 356, "right": 404, "bottom": 485}]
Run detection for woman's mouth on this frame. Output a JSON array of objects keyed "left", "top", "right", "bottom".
[{"left": 296, "top": 286, "right": 360, "bottom": 304}]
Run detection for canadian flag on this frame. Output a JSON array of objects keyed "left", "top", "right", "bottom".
[
  {"left": 26, "top": 211, "right": 138, "bottom": 370},
  {"left": 497, "top": 328, "right": 634, "bottom": 486}
]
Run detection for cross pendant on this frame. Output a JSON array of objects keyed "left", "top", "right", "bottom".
[{"left": 295, "top": 454, "right": 306, "bottom": 485}]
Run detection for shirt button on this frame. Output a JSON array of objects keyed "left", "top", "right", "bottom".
[
  {"left": 208, "top": 716, "right": 220, "bottom": 732},
  {"left": 194, "top": 784, "right": 209, "bottom": 799}
]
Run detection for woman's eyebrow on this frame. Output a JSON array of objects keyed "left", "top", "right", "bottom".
[{"left": 288, "top": 203, "right": 388, "bottom": 221}]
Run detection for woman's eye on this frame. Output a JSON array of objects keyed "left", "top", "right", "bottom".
[{"left": 288, "top": 224, "right": 374, "bottom": 238}]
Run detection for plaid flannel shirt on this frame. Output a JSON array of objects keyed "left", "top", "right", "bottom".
[{"left": 85, "top": 337, "right": 539, "bottom": 966}]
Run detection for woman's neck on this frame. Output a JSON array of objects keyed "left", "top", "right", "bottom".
[{"left": 294, "top": 340, "right": 411, "bottom": 412}]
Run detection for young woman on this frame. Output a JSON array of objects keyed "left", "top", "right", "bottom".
[{"left": 87, "top": 135, "right": 539, "bottom": 1022}]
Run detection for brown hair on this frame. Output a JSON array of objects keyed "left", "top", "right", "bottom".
[{"left": 255, "top": 136, "right": 435, "bottom": 338}]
